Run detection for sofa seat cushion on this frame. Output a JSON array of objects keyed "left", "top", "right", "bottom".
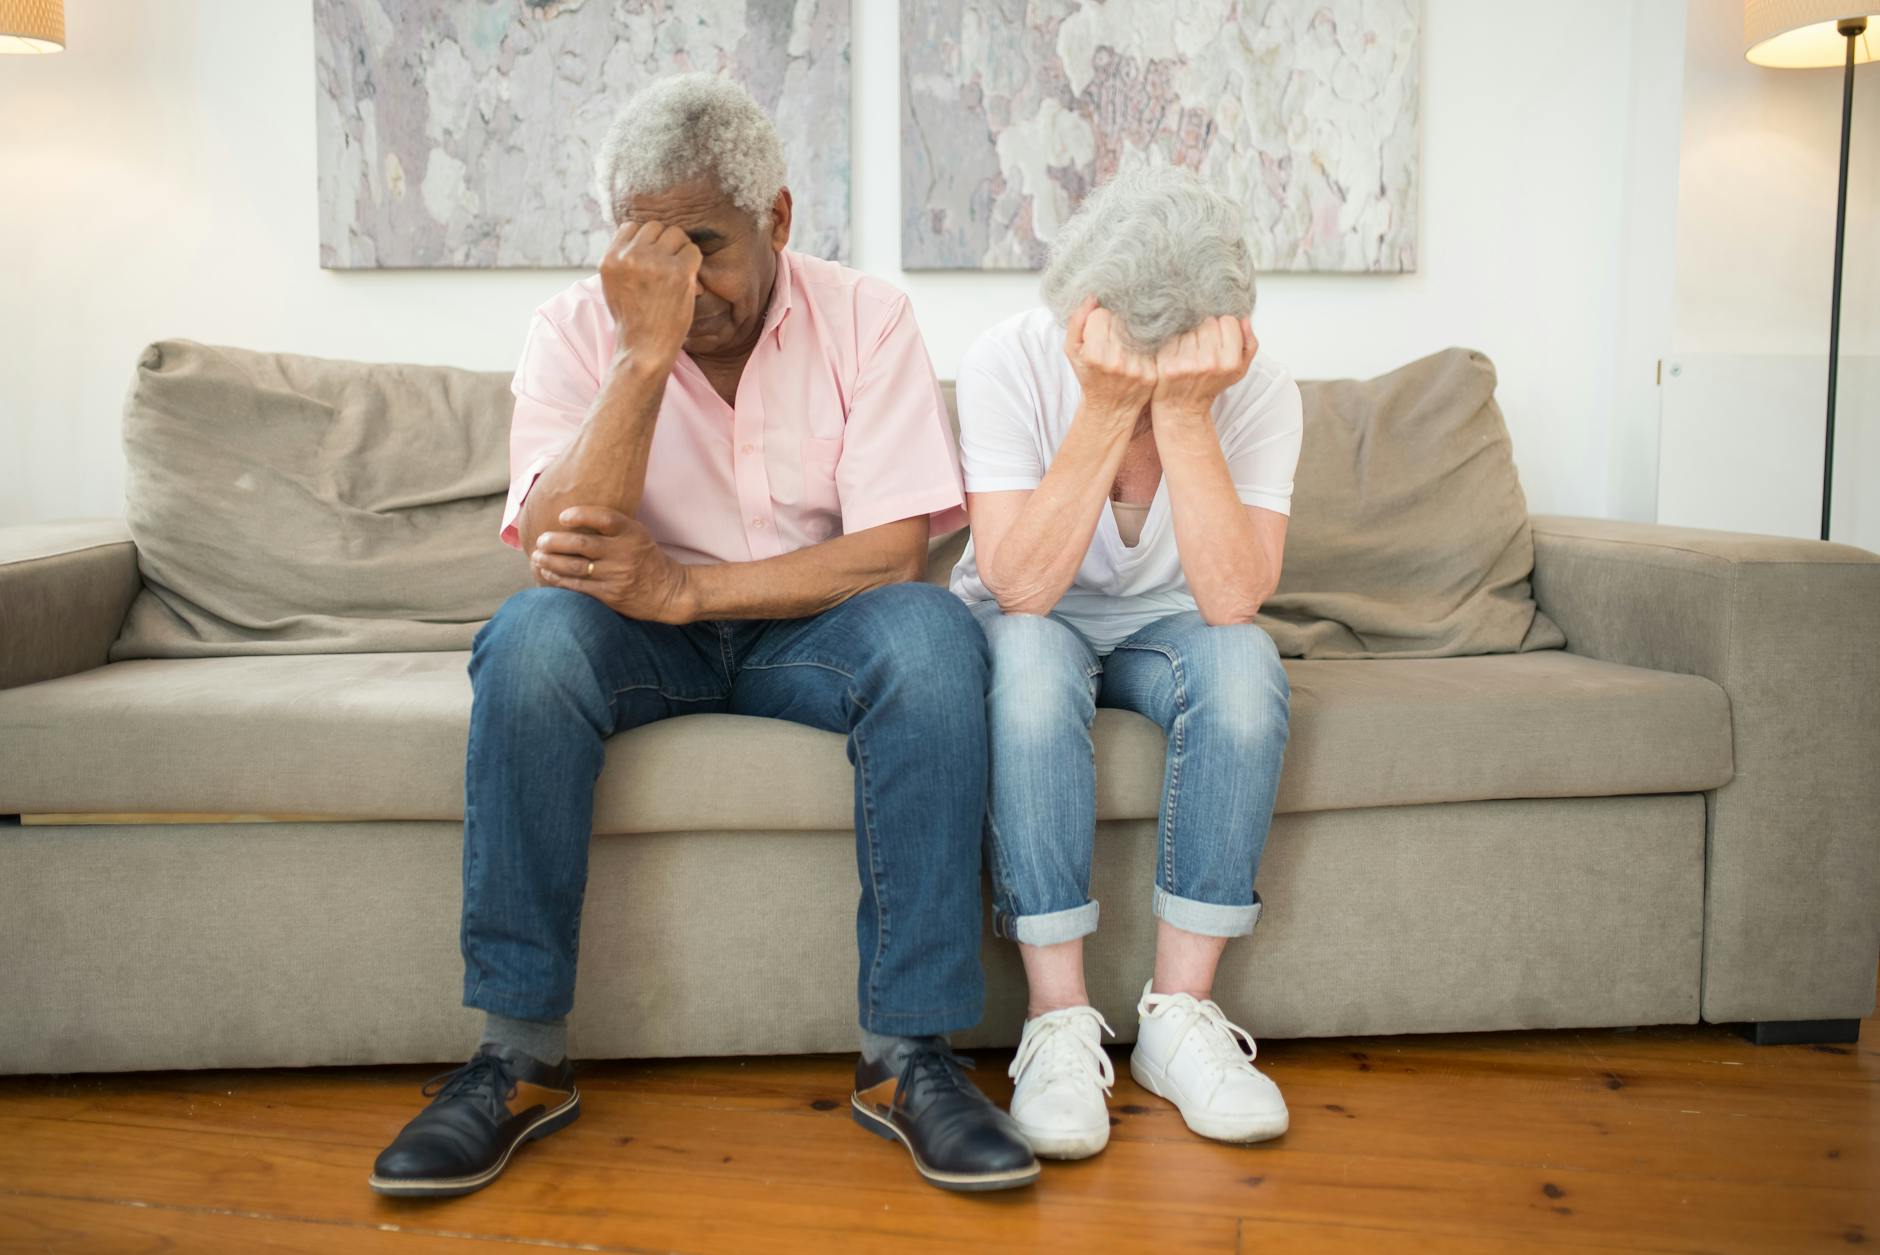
[{"left": 0, "top": 648, "right": 1732, "bottom": 827}]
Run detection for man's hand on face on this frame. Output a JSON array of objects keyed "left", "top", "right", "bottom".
[
  {"left": 1151, "top": 315, "right": 1258, "bottom": 423},
  {"left": 600, "top": 220, "right": 703, "bottom": 371},
  {"left": 1063, "top": 296, "right": 1159, "bottom": 429},
  {"left": 530, "top": 506, "right": 695, "bottom": 624}
]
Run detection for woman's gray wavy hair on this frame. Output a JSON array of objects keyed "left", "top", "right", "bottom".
[
  {"left": 593, "top": 73, "right": 786, "bottom": 228},
  {"left": 1041, "top": 166, "right": 1257, "bottom": 353}
]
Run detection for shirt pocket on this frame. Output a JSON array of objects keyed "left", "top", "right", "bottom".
[{"left": 800, "top": 435, "right": 844, "bottom": 518}]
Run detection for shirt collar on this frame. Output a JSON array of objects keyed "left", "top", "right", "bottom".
[{"left": 759, "top": 248, "right": 796, "bottom": 347}]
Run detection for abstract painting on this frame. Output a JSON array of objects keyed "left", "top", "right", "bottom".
[
  {"left": 901, "top": 0, "right": 1419, "bottom": 272},
  {"left": 315, "top": 0, "right": 851, "bottom": 269}
]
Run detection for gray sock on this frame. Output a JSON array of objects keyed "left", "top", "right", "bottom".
[
  {"left": 479, "top": 1012, "right": 568, "bottom": 1067},
  {"left": 860, "top": 1028, "right": 947, "bottom": 1071}
]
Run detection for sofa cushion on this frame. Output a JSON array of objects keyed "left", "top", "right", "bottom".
[
  {"left": 0, "top": 651, "right": 1731, "bottom": 826},
  {"left": 1267, "top": 349, "right": 1566, "bottom": 658},
  {"left": 112, "top": 341, "right": 1555, "bottom": 665},
  {"left": 110, "top": 341, "right": 528, "bottom": 661}
]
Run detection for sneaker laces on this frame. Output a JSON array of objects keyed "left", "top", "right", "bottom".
[
  {"left": 420, "top": 1051, "right": 519, "bottom": 1116},
  {"left": 1138, "top": 989, "right": 1260, "bottom": 1087},
  {"left": 1008, "top": 1006, "right": 1116, "bottom": 1093}
]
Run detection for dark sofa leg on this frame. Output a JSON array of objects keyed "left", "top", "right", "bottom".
[{"left": 1740, "top": 1019, "right": 1861, "bottom": 1046}]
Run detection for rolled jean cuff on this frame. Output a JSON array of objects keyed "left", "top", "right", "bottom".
[
  {"left": 1153, "top": 888, "right": 1261, "bottom": 938},
  {"left": 997, "top": 899, "right": 1100, "bottom": 946}
]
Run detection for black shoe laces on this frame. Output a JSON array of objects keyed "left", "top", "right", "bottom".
[
  {"left": 421, "top": 1052, "right": 519, "bottom": 1115},
  {"left": 895, "top": 1043, "right": 978, "bottom": 1107}
]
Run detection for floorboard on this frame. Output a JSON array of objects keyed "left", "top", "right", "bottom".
[{"left": 1, "top": 992, "right": 1873, "bottom": 1253}]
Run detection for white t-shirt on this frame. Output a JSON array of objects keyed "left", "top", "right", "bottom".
[{"left": 948, "top": 307, "right": 1304, "bottom": 653}]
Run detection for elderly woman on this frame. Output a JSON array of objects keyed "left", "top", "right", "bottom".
[{"left": 949, "top": 167, "right": 1303, "bottom": 1159}]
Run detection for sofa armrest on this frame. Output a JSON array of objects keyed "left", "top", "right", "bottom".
[
  {"left": 0, "top": 519, "right": 141, "bottom": 692},
  {"left": 1529, "top": 514, "right": 1880, "bottom": 1024}
]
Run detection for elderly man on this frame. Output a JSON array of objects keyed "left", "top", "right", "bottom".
[
  {"left": 370, "top": 74, "right": 1036, "bottom": 1197},
  {"left": 949, "top": 167, "right": 1303, "bottom": 1159}
]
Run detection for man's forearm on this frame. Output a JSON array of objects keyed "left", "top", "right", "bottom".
[
  {"left": 677, "top": 517, "right": 931, "bottom": 621},
  {"left": 518, "top": 353, "right": 668, "bottom": 554},
  {"left": 980, "top": 406, "right": 1133, "bottom": 615},
  {"left": 1155, "top": 410, "right": 1272, "bottom": 624}
]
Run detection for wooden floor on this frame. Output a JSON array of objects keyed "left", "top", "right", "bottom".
[{"left": 1, "top": 994, "right": 1874, "bottom": 1254}]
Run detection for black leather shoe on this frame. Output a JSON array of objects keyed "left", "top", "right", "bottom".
[
  {"left": 369, "top": 1043, "right": 580, "bottom": 1197},
  {"left": 850, "top": 1042, "right": 1040, "bottom": 1191}
]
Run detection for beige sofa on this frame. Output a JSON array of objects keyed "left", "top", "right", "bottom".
[{"left": 2, "top": 356, "right": 1876, "bottom": 1075}]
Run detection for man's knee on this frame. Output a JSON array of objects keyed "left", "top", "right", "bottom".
[
  {"left": 852, "top": 582, "right": 989, "bottom": 683},
  {"left": 471, "top": 585, "right": 616, "bottom": 689}
]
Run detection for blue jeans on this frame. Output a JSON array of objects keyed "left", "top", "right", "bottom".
[
  {"left": 971, "top": 603, "right": 1289, "bottom": 944},
  {"left": 461, "top": 581, "right": 991, "bottom": 1036}
]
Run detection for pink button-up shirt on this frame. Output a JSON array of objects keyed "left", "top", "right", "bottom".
[{"left": 500, "top": 250, "right": 965, "bottom": 564}]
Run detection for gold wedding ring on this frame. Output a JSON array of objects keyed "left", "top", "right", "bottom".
[{"left": 585, "top": 559, "right": 595, "bottom": 577}]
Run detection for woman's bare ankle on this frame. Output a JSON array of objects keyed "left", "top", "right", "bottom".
[
  {"left": 1026, "top": 994, "right": 1092, "bottom": 1019},
  {"left": 1018, "top": 937, "right": 1090, "bottom": 1021}
]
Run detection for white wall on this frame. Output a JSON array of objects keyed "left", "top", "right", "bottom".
[
  {"left": 1659, "top": 0, "right": 1879, "bottom": 549},
  {"left": 1608, "top": 1, "right": 1691, "bottom": 525},
  {"left": 2, "top": 0, "right": 1684, "bottom": 528}
]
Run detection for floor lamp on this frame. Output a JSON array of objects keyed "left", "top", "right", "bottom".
[
  {"left": 1744, "top": 5, "right": 1875, "bottom": 541},
  {"left": 0, "top": 1, "right": 65, "bottom": 54}
]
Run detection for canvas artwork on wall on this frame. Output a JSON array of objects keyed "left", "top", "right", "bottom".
[
  {"left": 314, "top": 0, "right": 851, "bottom": 269},
  {"left": 901, "top": 0, "right": 1419, "bottom": 272}
]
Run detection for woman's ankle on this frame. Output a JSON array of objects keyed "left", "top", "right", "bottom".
[
  {"left": 1025, "top": 995, "right": 1093, "bottom": 1020},
  {"left": 1017, "top": 937, "right": 1090, "bottom": 1020},
  {"left": 1151, "top": 918, "right": 1229, "bottom": 999}
]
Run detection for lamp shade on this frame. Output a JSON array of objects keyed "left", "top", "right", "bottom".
[
  {"left": 0, "top": 0, "right": 62, "bottom": 53},
  {"left": 1746, "top": 2, "right": 1877, "bottom": 66}
]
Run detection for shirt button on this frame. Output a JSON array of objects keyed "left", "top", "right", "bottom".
[
  {"left": 752, "top": 517, "right": 766, "bottom": 529},
  {"left": 741, "top": 443, "right": 755, "bottom": 454}
]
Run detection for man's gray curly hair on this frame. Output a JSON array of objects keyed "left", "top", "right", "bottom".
[
  {"left": 593, "top": 73, "right": 786, "bottom": 228},
  {"left": 1041, "top": 166, "right": 1257, "bottom": 353}
]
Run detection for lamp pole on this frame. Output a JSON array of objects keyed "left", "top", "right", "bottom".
[{"left": 1821, "top": 17, "right": 1864, "bottom": 542}]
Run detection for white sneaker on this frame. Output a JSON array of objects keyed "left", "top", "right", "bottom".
[
  {"left": 1129, "top": 981, "right": 1288, "bottom": 1143},
  {"left": 1007, "top": 1005, "right": 1116, "bottom": 1159}
]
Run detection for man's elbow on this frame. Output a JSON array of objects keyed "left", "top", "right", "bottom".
[
  {"left": 863, "top": 535, "right": 928, "bottom": 588},
  {"left": 515, "top": 501, "right": 549, "bottom": 560},
  {"left": 892, "top": 550, "right": 928, "bottom": 585}
]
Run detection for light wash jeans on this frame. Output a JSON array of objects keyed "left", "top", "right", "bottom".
[
  {"left": 460, "top": 581, "right": 992, "bottom": 1036},
  {"left": 970, "top": 602, "right": 1289, "bottom": 944}
]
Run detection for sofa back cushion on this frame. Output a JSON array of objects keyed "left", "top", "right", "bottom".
[
  {"left": 1267, "top": 348, "right": 1563, "bottom": 658},
  {"left": 113, "top": 340, "right": 1558, "bottom": 662},
  {"left": 111, "top": 340, "right": 529, "bottom": 660},
  {"left": 935, "top": 347, "right": 1562, "bottom": 658}
]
